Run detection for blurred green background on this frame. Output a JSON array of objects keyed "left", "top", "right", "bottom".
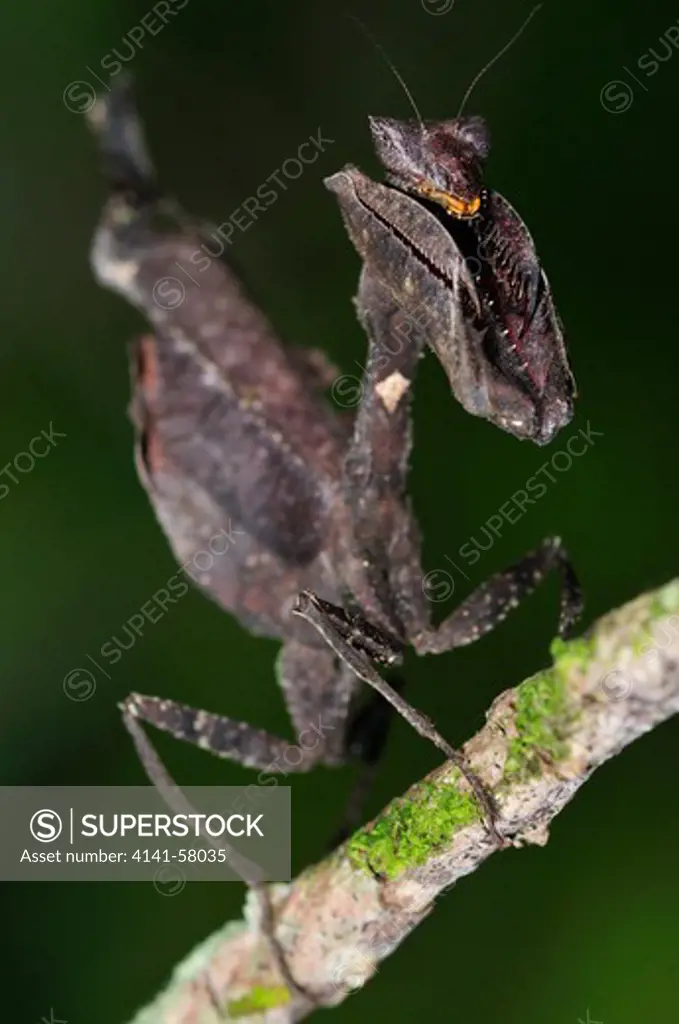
[{"left": 2, "top": 0, "right": 678, "bottom": 1020}]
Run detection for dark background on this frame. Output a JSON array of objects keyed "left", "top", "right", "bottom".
[{"left": 2, "top": 0, "right": 678, "bottom": 1021}]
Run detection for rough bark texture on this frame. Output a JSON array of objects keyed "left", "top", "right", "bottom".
[{"left": 128, "top": 578, "right": 679, "bottom": 1023}]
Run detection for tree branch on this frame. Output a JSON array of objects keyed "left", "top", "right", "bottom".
[{"left": 128, "top": 578, "right": 679, "bottom": 1023}]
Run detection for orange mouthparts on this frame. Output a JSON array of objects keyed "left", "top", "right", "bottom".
[{"left": 417, "top": 183, "right": 481, "bottom": 218}]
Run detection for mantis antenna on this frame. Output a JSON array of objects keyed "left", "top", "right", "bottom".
[
  {"left": 345, "top": 11, "right": 425, "bottom": 128},
  {"left": 347, "top": 6, "right": 542, "bottom": 129},
  {"left": 457, "top": 4, "right": 543, "bottom": 116}
]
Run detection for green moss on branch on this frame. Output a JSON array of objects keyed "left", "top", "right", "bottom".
[
  {"left": 226, "top": 985, "right": 291, "bottom": 1018},
  {"left": 347, "top": 772, "right": 479, "bottom": 879}
]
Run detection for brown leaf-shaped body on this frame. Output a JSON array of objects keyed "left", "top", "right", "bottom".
[
  {"left": 93, "top": 192, "right": 355, "bottom": 642},
  {"left": 87, "top": 82, "right": 421, "bottom": 654}
]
